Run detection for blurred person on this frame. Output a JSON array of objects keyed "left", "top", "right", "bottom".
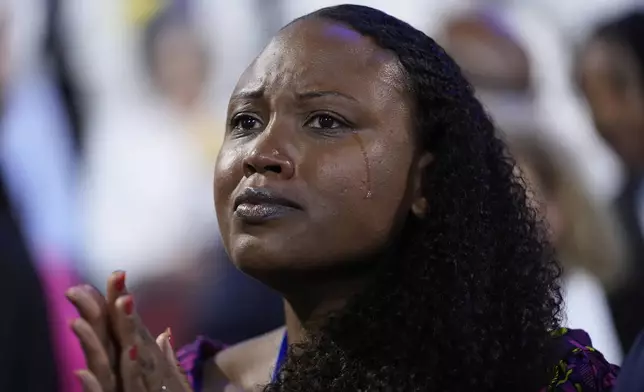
[
  {"left": 440, "top": 8, "right": 533, "bottom": 118},
  {"left": 141, "top": 6, "right": 220, "bottom": 157},
  {"left": 439, "top": 8, "right": 535, "bottom": 131},
  {"left": 0, "top": 7, "right": 60, "bottom": 387},
  {"left": 81, "top": 2, "right": 281, "bottom": 345},
  {"left": 138, "top": 5, "right": 222, "bottom": 341},
  {"left": 439, "top": 4, "right": 621, "bottom": 202},
  {"left": 81, "top": 3, "right": 216, "bottom": 343},
  {"left": 145, "top": 4, "right": 284, "bottom": 344},
  {"left": 613, "top": 329, "right": 644, "bottom": 392},
  {"left": 147, "top": 6, "right": 286, "bottom": 343},
  {"left": 69, "top": 5, "right": 617, "bottom": 391},
  {"left": 0, "top": 1, "right": 84, "bottom": 391},
  {"left": 0, "top": 0, "right": 79, "bottom": 270},
  {"left": 509, "top": 132, "right": 625, "bottom": 364},
  {"left": 577, "top": 10, "right": 644, "bottom": 351}
]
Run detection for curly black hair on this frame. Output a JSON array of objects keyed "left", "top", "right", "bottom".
[{"left": 263, "top": 5, "right": 563, "bottom": 391}]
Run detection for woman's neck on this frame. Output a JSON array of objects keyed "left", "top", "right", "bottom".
[{"left": 282, "top": 273, "right": 375, "bottom": 345}]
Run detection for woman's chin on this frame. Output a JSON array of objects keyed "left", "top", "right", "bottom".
[{"left": 228, "top": 233, "right": 301, "bottom": 277}]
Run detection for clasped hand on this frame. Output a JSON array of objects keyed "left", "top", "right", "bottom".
[{"left": 66, "top": 271, "right": 193, "bottom": 392}]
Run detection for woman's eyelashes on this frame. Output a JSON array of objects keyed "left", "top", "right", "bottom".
[
  {"left": 229, "top": 111, "right": 353, "bottom": 138},
  {"left": 230, "top": 113, "right": 262, "bottom": 136},
  {"left": 304, "top": 112, "right": 352, "bottom": 136}
]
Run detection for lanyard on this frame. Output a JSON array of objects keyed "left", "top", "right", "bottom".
[{"left": 272, "top": 332, "right": 288, "bottom": 382}]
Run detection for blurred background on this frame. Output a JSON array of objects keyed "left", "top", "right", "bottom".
[{"left": 3, "top": 0, "right": 644, "bottom": 390}]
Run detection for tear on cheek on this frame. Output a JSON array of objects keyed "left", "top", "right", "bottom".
[{"left": 351, "top": 133, "right": 373, "bottom": 199}]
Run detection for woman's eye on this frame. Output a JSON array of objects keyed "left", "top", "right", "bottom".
[
  {"left": 307, "top": 114, "right": 343, "bottom": 129},
  {"left": 232, "top": 115, "right": 262, "bottom": 131}
]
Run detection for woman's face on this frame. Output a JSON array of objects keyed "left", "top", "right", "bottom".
[
  {"left": 579, "top": 39, "right": 644, "bottom": 170},
  {"left": 152, "top": 25, "right": 206, "bottom": 107},
  {"left": 214, "top": 18, "right": 423, "bottom": 279}
]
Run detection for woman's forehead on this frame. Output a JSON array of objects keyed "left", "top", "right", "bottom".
[{"left": 231, "top": 18, "right": 406, "bottom": 102}]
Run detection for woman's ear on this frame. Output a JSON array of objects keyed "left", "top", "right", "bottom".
[{"left": 411, "top": 152, "right": 433, "bottom": 218}]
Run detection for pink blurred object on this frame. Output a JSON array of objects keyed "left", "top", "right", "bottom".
[{"left": 37, "top": 252, "right": 84, "bottom": 392}]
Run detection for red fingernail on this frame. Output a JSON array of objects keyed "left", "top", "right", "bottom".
[
  {"left": 129, "top": 345, "right": 138, "bottom": 361},
  {"left": 124, "top": 295, "right": 134, "bottom": 315},
  {"left": 114, "top": 271, "right": 126, "bottom": 291}
]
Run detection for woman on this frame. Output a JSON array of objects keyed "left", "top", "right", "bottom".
[
  {"left": 577, "top": 10, "right": 644, "bottom": 351},
  {"left": 68, "top": 5, "right": 618, "bottom": 391},
  {"left": 510, "top": 132, "right": 625, "bottom": 364},
  {"left": 0, "top": 4, "right": 85, "bottom": 391}
]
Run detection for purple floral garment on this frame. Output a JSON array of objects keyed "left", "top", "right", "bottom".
[
  {"left": 542, "top": 328, "right": 619, "bottom": 391},
  {"left": 177, "top": 328, "right": 619, "bottom": 392}
]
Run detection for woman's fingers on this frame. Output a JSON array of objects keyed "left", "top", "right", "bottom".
[
  {"left": 105, "top": 272, "right": 191, "bottom": 391},
  {"left": 114, "top": 294, "right": 171, "bottom": 390},
  {"left": 105, "top": 271, "right": 128, "bottom": 346},
  {"left": 110, "top": 295, "right": 148, "bottom": 391},
  {"left": 66, "top": 285, "right": 100, "bottom": 318},
  {"left": 66, "top": 285, "right": 105, "bottom": 331},
  {"left": 108, "top": 274, "right": 158, "bottom": 348},
  {"left": 66, "top": 284, "right": 118, "bottom": 388},
  {"left": 106, "top": 271, "right": 127, "bottom": 308},
  {"left": 119, "top": 343, "right": 148, "bottom": 391},
  {"left": 106, "top": 273, "right": 157, "bottom": 342},
  {"left": 157, "top": 328, "right": 191, "bottom": 386},
  {"left": 70, "top": 318, "right": 117, "bottom": 392},
  {"left": 66, "top": 285, "right": 115, "bottom": 356},
  {"left": 81, "top": 285, "right": 117, "bottom": 356},
  {"left": 75, "top": 370, "right": 104, "bottom": 392},
  {"left": 156, "top": 329, "right": 175, "bottom": 364},
  {"left": 106, "top": 272, "right": 159, "bottom": 351},
  {"left": 120, "top": 340, "right": 193, "bottom": 392}
]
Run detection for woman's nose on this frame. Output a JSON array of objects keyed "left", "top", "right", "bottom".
[{"left": 242, "top": 149, "right": 295, "bottom": 180}]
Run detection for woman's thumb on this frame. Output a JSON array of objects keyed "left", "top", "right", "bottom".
[
  {"left": 156, "top": 328, "right": 193, "bottom": 390},
  {"left": 156, "top": 328, "right": 176, "bottom": 364}
]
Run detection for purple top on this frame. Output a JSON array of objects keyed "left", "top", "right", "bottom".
[{"left": 177, "top": 328, "right": 619, "bottom": 391}]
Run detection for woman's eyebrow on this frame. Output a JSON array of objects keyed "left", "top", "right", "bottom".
[{"left": 295, "top": 90, "right": 358, "bottom": 102}]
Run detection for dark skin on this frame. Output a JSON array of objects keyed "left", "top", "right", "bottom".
[
  {"left": 68, "top": 18, "right": 430, "bottom": 391},
  {"left": 578, "top": 38, "right": 644, "bottom": 172}
]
